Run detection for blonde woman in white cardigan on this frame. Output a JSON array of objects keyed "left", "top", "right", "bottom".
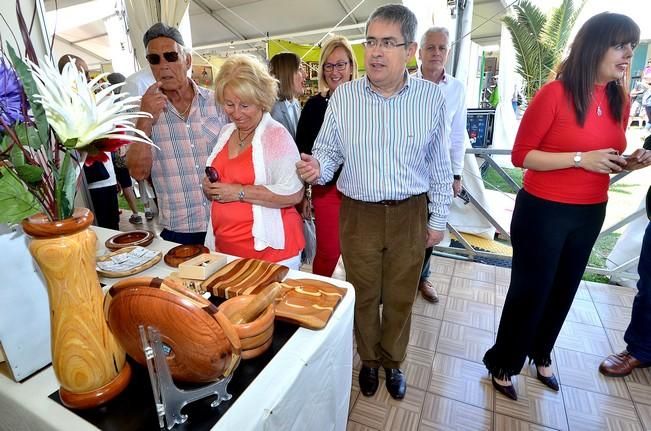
[{"left": 202, "top": 54, "right": 305, "bottom": 269}]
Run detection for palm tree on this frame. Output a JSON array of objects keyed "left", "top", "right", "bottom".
[{"left": 503, "top": 0, "right": 584, "bottom": 102}]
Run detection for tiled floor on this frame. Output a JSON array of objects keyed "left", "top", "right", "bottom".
[{"left": 346, "top": 256, "right": 651, "bottom": 431}]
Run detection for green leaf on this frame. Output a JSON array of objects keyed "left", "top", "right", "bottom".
[
  {"left": 15, "top": 164, "right": 44, "bottom": 184},
  {"left": 54, "top": 151, "right": 78, "bottom": 220},
  {"left": 14, "top": 122, "right": 41, "bottom": 150},
  {"left": 6, "top": 44, "right": 50, "bottom": 150},
  {"left": 0, "top": 166, "right": 41, "bottom": 223}
]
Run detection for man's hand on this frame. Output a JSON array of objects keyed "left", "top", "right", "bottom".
[
  {"left": 623, "top": 148, "right": 651, "bottom": 171},
  {"left": 140, "top": 81, "right": 167, "bottom": 123},
  {"left": 452, "top": 178, "right": 462, "bottom": 197},
  {"left": 426, "top": 228, "right": 445, "bottom": 248},
  {"left": 296, "top": 153, "right": 321, "bottom": 184}
]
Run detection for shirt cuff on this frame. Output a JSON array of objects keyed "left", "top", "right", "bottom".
[{"left": 427, "top": 216, "right": 447, "bottom": 231}]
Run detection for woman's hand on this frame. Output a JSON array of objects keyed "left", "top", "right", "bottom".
[
  {"left": 202, "top": 176, "right": 242, "bottom": 203},
  {"left": 623, "top": 148, "right": 651, "bottom": 171},
  {"left": 579, "top": 148, "right": 627, "bottom": 174}
]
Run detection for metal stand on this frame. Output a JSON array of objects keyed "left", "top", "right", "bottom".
[{"left": 139, "top": 325, "right": 234, "bottom": 430}]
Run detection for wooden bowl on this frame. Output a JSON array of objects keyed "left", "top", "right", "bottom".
[
  {"left": 105, "top": 230, "right": 155, "bottom": 251},
  {"left": 105, "top": 277, "right": 240, "bottom": 382},
  {"left": 218, "top": 295, "right": 274, "bottom": 360},
  {"left": 164, "top": 244, "right": 210, "bottom": 267}
]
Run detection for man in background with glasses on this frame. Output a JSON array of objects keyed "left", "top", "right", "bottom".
[
  {"left": 297, "top": 4, "right": 452, "bottom": 400},
  {"left": 127, "top": 23, "right": 228, "bottom": 245},
  {"left": 413, "top": 26, "right": 470, "bottom": 303}
]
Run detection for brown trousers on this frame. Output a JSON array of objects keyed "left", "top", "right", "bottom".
[{"left": 340, "top": 194, "right": 427, "bottom": 368}]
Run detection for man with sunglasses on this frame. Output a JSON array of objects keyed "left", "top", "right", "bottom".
[
  {"left": 297, "top": 5, "right": 452, "bottom": 400},
  {"left": 127, "top": 23, "right": 228, "bottom": 245}
]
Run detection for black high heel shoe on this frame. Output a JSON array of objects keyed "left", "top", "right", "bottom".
[
  {"left": 491, "top": 376, "right": 517, "bottom": 401},
  {"left": 536, "top": 370, "right": 560, "bottom": 391}
]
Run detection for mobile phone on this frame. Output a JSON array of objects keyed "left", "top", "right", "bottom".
[{"left": 205, "top": 166, "right": 220, "bottom": 183}]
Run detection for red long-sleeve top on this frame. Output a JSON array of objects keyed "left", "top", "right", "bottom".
[{"left": 511, "top": 80, "right": 629, "bottom": 204}]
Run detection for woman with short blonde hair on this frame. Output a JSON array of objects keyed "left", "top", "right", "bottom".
[{"left": 203, "top": 54, "right": 305, "bottom": 269}]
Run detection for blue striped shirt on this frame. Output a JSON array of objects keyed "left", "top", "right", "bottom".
[{"left": 312, "top": 74, "right": 453, "bottom": 230}]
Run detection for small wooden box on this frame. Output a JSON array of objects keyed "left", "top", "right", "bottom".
[{"left": 178, "top": 253, "right": 227, "bottom": 280}]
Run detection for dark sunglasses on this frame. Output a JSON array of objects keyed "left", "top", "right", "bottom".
[{"left": 146, "top": 51, "right": 180, "bottom": 65}]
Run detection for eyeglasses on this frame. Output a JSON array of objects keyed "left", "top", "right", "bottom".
[
  {"left": 323, "top": 61, "right": 349, "bottom": 72},
  {"left": 362, "top": 39, "right": 410, "bottom": 50},
  {"left": 146, "top": 51, "right": 180, "bottom": 65}
]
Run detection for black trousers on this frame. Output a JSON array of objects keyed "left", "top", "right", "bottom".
[
  {"left": 89, "top": 185, "right": 119, "bottom": 231},
  {"left": 483, "top": 189, "right": 606, "bottom": 379}
]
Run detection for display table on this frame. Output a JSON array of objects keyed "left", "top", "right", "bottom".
[{"left": 0, "top": 227, "right": 354, "bottom": 431}]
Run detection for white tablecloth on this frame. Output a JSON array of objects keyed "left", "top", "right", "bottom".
[{"left": 0, "top": 227, "right": 354, "bottom": 431}]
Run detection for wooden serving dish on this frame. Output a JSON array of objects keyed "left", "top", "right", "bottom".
[
  {"left": 218, "top": 295, "right": 274, "bottom": 360},
  {"left": 275, "top": 279, "right": 347, "bottom": 330},
  {"left": 105, "top": 230, "right": 155, "bottom": 251},
  {"left": 164, "top": 244, "right": 210, "bottom": 267},
  {"left": 96, "top": 246, "right": 162, "bottom": 278},
  {"left": 104, "top": 277, "right": 241, "bottom": 383},
  {"left": 203, "top": 258, "right": 289, "bottom": 298}
]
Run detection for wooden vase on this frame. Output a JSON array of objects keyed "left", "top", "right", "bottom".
[{"left": 22, "top": 208, "right": 131, "bottom": 409}]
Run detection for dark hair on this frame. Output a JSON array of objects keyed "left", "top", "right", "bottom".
[
  {"left": 269, "top": 52, "right": 301, "bottom": 101},
  {"left": 57, "top": 54, "right": 85, "bottom": 73},
  {"left": 365, "top": 4, "right": 417, "bottom": 46},
  {"left": 143, "top": 22, "right": 185, "bottom": 48},
  {"left": 556, "top": 12, "right": 639, "bottom": 126}
]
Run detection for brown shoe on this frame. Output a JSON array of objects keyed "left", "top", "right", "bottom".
[
  {"left": 419, "top": 279, "right": 439, "bottom": 303},
  {"left": 599, "top": 350, "right": 651, "bottom": 377}
]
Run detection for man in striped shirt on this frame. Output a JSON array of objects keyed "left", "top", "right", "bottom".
[
  {"left": 297, "top": 4, "right": 452, "bottom": 400},
  {"left": 127, "top": 23, "right": 228, "bottom": 245}
]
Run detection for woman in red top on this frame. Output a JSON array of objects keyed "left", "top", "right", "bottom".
[
  {"left": 484, "top": 12, "right": 651, "bottom": 401},
  {"left": 202, "top": 55, "right": 305, "bottom": 269}
]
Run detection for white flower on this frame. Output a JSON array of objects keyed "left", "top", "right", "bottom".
[{"left": 28, "top": 57, "right": 153, "bottom": 149}]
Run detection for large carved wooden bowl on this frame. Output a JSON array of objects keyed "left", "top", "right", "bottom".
[{"left": 104, "top": 277, "right": 240, "bottom": 383}]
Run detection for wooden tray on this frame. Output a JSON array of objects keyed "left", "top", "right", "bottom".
[
  {"left": 203, "top": 258, "right": 289, "bottom": 298},
  {"left": 275, "top": 279, "right": 347, "bottom": 330},
  {"left": 164, "top": 244, "right": 210, "bottom": 267},
  {"left": 96, "top": 246, "right": 162, "bottom": 278},
  {"left": 105, "top": 230, "right": 155, "bottom": 251}
]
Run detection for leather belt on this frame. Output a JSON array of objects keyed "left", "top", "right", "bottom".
[{"left": 369, "top": 193, "right": 425, "bottom": 206}]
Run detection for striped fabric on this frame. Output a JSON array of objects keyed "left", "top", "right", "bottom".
[
  {"left": 312, "top": 74, "right": 453, "bottom": 230},
  {"left": 150, "top": 83, "right": 228, "bottom": 233}
]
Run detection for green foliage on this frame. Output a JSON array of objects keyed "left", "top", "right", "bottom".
[
  {"left": 0, "top": 166, "right": 41, "bottom": 223},
  {"left": 503, "top": 0, "right": 585, "bottom": 101}
]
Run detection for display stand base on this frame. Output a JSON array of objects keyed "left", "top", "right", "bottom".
[{"left": 138, "top": 325, "right": 236, "bottom": 430}]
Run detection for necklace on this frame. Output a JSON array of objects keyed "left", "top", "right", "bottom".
[
  {"left": 595, "top": 90, "right": 605, "bottom": 117},
  {"left": 237, "top": 128, "right": 255, "bottom": 147}
]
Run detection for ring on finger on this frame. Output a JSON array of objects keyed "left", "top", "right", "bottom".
[{"left": 214, "top": 193, "right": 221, "bottom": 201}]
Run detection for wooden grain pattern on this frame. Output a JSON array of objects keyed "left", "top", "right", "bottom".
[
  {"left": 96, "top": 246, "right": 162, "bottom": 278},
  {"left": 275, "top": 279, "right": 347, "bottom": 330},
  {"left": 106, "top": 277, "right": 241, "bottom": 382},
  {"left": 163, "top": 244, "right": 209, "bottom": 267},
  {"left": 23, "top": 209, "right": 129, "bottom": 398},
  {"left": 203, "top": 258, "right": 289, "bottom": 298},
  {"left": 218, "top": 295, "right": 274, "bottom": 359}
]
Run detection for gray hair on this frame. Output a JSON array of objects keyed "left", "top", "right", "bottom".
[
  {"left": 143, "top": 22, "right": 185, "bottom": 49},
  {"left": 366, "top": 4, "right": 417, "bottom": 46},
  {"left": 420, "top": 26, "right": 450, "bottom": 47}
]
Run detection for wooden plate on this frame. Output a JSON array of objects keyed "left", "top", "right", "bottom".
[
  {"left": 105, "top": 230, "right": 155, "bottom": 251},
  {"left": 164, "top": 244, "right": 210, "bottom": 267},
  {"left": 105, "top": 277, "right": 241, "bottom": 383},
  {"left": 274, "top": 279, "right": 347, "bottom": 330},
  {"left": 96, "top": 246, "right": 162, "bottom": 278}
]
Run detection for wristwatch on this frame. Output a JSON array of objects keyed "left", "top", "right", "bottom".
[
  {"left": 238, "top": 187, "right": 245, "bottom": 202},
  {"left": 573, "top": 152, "right": 582, "bottom": 168}
]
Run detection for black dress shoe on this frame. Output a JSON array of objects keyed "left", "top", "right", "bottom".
[
  {"left": 536, "top": 371, "right": 560, "bottom": 391},
  {"left": 492, "top": 376, "right": 517, "bottom": 401},
  {"left": 359, "top": 366, "right": 379, "bottom": 396},
  {"left": 385, "top": 368, "right": 406, "bottom": 400}
]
